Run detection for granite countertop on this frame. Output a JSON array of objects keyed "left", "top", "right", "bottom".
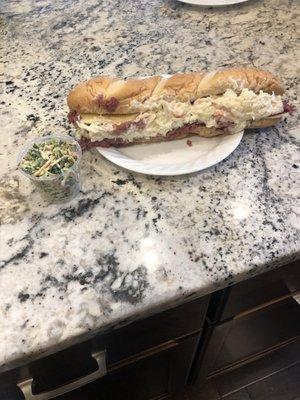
[{"left": 0, "top": 0, "right": 299, "bottom": 373}]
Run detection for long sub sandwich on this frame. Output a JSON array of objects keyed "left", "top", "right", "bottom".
[{"left": 67, "top": 68, "right": 293, "bottom": 149}]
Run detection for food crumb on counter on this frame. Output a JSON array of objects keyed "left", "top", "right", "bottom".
[
  {"left": 186, "top": 140, "right": 192, "bottom": 147},
  {"left": 0, "top": 177, "right": 29, "bottom": 224}
]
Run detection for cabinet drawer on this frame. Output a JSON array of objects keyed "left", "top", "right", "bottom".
[
  {"left": 200, "top": 296, "right": 300, "bottom": 377},
  {"left": 4, "top": 334, "right": 199, "bottom": 400},
  {"left": 58, "top": 334, "right": 200, "bottom": 400},
  {"left": 0, "top": 296, "right": 208, "bottom": 396},
  {"left": 209, "top": 260, "right": 300, "bottom": 322}
]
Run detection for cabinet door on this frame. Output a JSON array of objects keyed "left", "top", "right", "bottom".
[
  {"left": 198, "top": 297, "right": 300, "bottom": 378},
  {"left": 56, "top": 334, "right": 200, "bottom": 400}
]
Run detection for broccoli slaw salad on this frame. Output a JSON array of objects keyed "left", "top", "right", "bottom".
[{"left": 18, "top": 135, "right": 82, "bottom": 203}]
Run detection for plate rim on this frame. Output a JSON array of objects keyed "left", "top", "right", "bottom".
[{"left": 177, "top": 0, "right": 249, "bottom": 5}]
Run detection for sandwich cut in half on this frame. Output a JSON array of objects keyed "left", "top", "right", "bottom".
[{"left": 67, "top": 68, "right": 292, "bottom": 149}]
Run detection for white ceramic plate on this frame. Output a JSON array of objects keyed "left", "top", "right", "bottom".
[
  {"left": 177, "top": 0, "right": 250, "bottom": 5},
  {"left": 97, "top": 132, "right": 243, "bottom": 176}
]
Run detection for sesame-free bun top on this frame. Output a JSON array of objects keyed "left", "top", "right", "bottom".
[{"left": 67, "top": 68, "right": 284, "bottom": 115}]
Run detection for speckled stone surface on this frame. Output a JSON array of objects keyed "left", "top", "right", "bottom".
[{"left": 0, "top": 0, "right": 299, "bottom": 372}]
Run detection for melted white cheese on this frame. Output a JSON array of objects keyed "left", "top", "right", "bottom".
[{"left": 76, "top": 89, "right": 283, "bottom": 142}]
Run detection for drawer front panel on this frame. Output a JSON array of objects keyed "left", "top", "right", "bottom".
[
  {"left": 210, "top": 261, "right": 300, "bottom": 322},
  {"left": 54, "top": 335, "right": 200, "bottom": 400},
  {"left": 93, "top": 295, "right": 209, "bottom": 365},
  {"left": 0, "top": 297, "right": 208, "bottom": 396}
]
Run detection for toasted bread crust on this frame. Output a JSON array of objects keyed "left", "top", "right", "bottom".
[
  {"left": 68, "top": 76, "right": 161, "bottom": 114},
  {"left": 197, "top": 68, "right": 283, "bottom": 98},
  {"left": 67, "top": 68, "right": 284, "bottom": 115},
  {"left": 152, "top": 72, "right": 205, "bottom": 102}
]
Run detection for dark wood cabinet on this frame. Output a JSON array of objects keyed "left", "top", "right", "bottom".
[
  {"left": 207, "top": 260, "right": 300, "bottom": 323},
  {"left": 94, "top": 294, "right": 209, "bottom": 366},
  {"left": 0, "top": 296, "right": 209, "bottom": 400},
  {"left": 198, "top": 297, "right": 300, "bottom": 378},
  {"left": 58, "top": 334, "right": 200, "bottom": 400},
  {"left": 208, "top": 340, "right": 300, "bottom": 397},
  {"left": 192, "top": 260, "right": 300, "bottom": 387}
]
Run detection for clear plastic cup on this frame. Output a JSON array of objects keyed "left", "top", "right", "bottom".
[{"left": 17, "top": 134, "right": 82, "bottom": 203}]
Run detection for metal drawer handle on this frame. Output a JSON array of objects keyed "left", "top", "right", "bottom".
[{"left": 17, "top": 351, "right": 106, "bottom": 400}]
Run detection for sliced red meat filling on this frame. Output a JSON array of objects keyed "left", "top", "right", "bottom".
[{"left": 114, "top": 119, "right": 146, "bottom": 134}]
